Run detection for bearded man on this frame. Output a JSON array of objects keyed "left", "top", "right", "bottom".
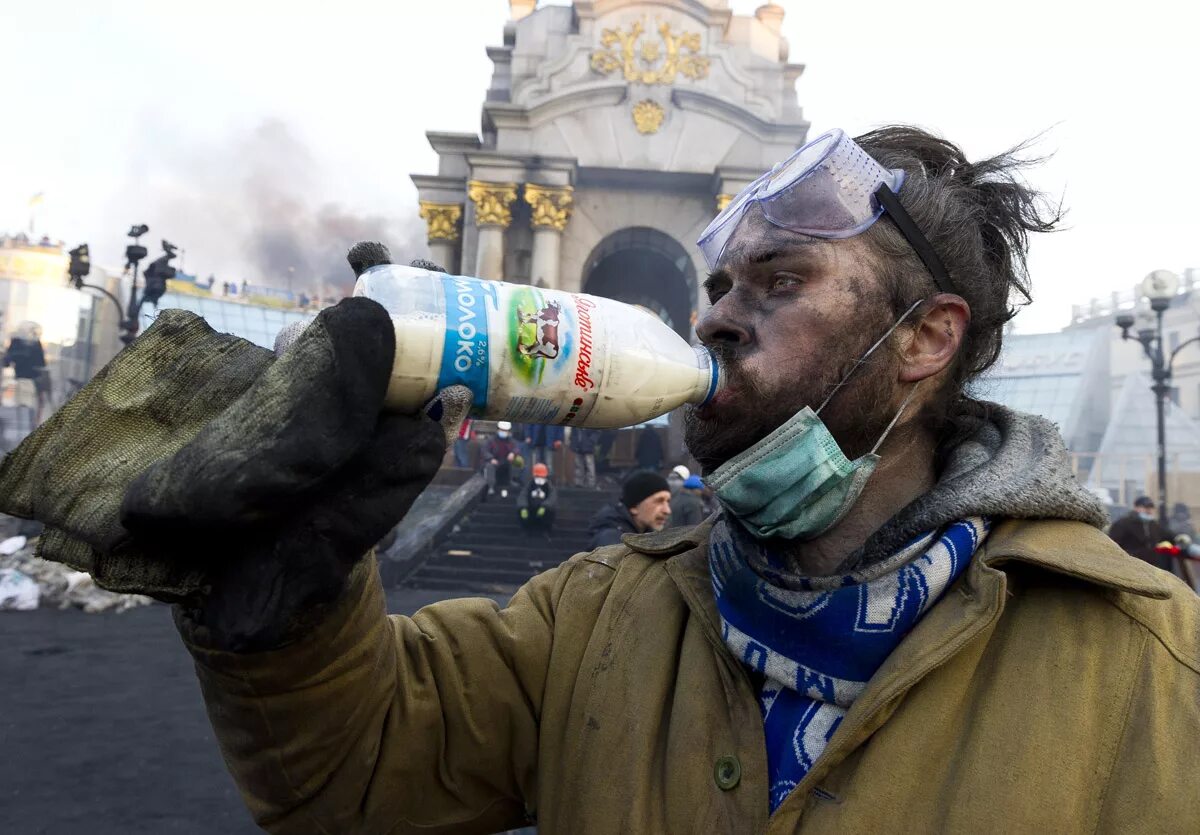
[{"left": 4, "top": 127, "right": 1198, "bottom": 833}]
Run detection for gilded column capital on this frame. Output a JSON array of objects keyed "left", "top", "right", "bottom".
[
  {"left": 467, "top": 180, "right": 519, "bottom": 228},
  {"left": 524, "top": 183, "right": 574, "bottom": 232},
  {"left": 715, "top": 193, "right": 735, "bottom": 212},
  {"left": 418, "top": 202, "right": 462, "bottom": 242}
]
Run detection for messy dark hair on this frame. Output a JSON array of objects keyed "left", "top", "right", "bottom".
[{"left": 854, "top": 126, "right": 1061, "bottom": 456}]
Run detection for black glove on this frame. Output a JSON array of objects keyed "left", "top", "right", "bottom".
[{"left": 121, "top": 250, "right": 466, "bottom": 651}]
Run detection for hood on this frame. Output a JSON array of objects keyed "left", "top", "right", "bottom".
[
  {"left": 842, "top": 402, "right": 1108, "bottom": 572},
  {"left": 588, "top": 502, "right": 638, "bottom": 537}
]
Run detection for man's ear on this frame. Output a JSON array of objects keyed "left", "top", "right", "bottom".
[{"left": 898, "top": 294, "right": 971, "bottom": 383}]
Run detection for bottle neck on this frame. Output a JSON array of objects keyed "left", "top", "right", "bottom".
[{"left": 691, "top": 345, "right": 722, "bottom": 406}]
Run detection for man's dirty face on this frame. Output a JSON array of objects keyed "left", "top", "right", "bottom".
[{"left": 685, "top": 206, "right": 900, "bottom": 472}]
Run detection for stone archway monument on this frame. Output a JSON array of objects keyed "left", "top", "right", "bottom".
[{"left": 412, "top": 0, "right": 809, "bottom": 336}]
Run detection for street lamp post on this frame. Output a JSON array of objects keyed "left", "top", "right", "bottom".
[
  {"left": 69, "top": 225, "right": 177, "bottom": 346},
  {"left": 1114, "top": 269, "right": 1195, "bottom": 529},
  {"left": 122, "top": 225, "right": 151, "bottom": 345}
]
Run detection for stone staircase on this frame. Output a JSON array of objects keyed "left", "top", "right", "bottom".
[{"left": 405, "top": 486, "right": 615, "bottom": 595}]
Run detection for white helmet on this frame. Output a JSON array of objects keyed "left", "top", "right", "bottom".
[
  {"left": 497, "top": 421, "right": 513, "bottom": 432},
  {"left": 671, "top": 465, "right": 691, "bottom": 480}
]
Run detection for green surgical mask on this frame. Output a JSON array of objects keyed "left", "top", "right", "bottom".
[{"left": 706, "top": 301, "right": 923, "bottom": 542}]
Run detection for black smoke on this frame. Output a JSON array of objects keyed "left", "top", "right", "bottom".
[{"left": 130, "top": 119, "right": 425, "bottom": 299}]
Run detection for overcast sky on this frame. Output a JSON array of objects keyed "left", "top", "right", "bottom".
[{"left": 1, "top": 0, "right": 1196, "bottom": 328}]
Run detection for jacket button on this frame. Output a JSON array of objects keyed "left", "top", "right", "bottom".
[{"left": 714, "top": 755, "right": 741, "bottom": 790}]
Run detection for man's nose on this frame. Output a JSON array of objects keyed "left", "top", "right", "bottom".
[{"left": 696, "top": 294, "right": 752, "bottom": 348}]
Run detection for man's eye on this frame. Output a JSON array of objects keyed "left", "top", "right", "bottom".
[{"left": 771, "top": 272, "right": 804, "bottom": 290}]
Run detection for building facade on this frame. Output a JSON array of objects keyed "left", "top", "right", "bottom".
[
  {"left": 411, "top": 0, "right": 807, "bottom": 339},
  {"left": 980, "top": 268, "right": 1200, "bottom": 509}
]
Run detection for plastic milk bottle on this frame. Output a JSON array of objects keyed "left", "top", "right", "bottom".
[{"left": 354, "top": 264, "right": 722, "bottom": 429}]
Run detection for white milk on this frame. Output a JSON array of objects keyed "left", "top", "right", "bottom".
[{"left": 353, "top": 264, "right": 721, "bottom": 429}]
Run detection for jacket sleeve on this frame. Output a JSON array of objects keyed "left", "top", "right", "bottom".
[{"left": 179, "top": 554, "right": 573, "bottom": 834}]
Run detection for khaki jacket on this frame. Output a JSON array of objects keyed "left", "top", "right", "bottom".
[{"left": 183, "top": 518, "right": 1200, "bottom": 834}]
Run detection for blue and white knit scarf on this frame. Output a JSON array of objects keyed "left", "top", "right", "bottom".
[{"left": 709, "top": 514, "right": 990, "bottom": 812}]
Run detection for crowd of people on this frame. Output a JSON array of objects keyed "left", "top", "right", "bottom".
[
  {"left": 452, "top": 417, "right": 719, "bottom": 546},
  {"left": 1107, "top": 496, "right": 1200, "bottom": 581}
]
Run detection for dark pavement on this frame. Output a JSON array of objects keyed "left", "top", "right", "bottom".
[{"left": 0, "top": 587, "right": 507, "bottom": 834}]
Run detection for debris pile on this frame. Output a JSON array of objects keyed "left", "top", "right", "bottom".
[{"left": 0, "top": 534, "right": 154, "bottom": 614}]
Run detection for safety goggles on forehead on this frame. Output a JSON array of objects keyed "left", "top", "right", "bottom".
[{"left": 698, "top": 129, "right": 951, "bottom": 292}]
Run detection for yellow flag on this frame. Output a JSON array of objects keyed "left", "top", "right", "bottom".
[{"left": 28, "top": 193, "right": 44, "bottom": 207}]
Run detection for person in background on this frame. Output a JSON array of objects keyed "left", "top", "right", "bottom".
[
  {"left": 525, "top": 423, "right": 564, "bottom": 474},
  {"left": 586, "top": 470, "right": 672, "bottom": 549},
  {"left": 1169, "top": 502, "right": 1196, "bottom": 540},
  {"left": 517, "top": 463, "right": 557, "bottom": 534},
  {"left": 570, "top": 426, "right": 599, "bottom": 489},
  {"left": 666, "top": 464, "right": 690, "bottom": 495},
  {"left": 3, "top": 321, "right": 46, "bottom": 434},
  {"left": 596, "top": 428, "right": 618, "bottom": 475},
  {"left": 511, "top": 423, "right": 531, "bottom": 485},
  {"left": 484, "top": 421, "right": 517, "bottom": 499},
  {"left": 635, "top": 426, "right": 664, "bottom": 472},
  {"left": 1108, "top": 496, "right": 1173, "bottom": 571},
  {"left": 452, "top": 418, "right": 474, "bottom": 470},
  {"left": 669, "top": 475, "right": 707, "bottom": 529}
]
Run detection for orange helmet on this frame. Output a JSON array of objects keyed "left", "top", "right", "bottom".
[{"left": 532, "top": 463, "right": 550, "bottom": 478}]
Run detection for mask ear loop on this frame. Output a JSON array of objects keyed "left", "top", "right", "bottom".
[
  {"left": 870, "top": 379, "right": 922, "bottom": 455},
  {"left": 817, "top": 298, "right": 925, "bottom": 414}
]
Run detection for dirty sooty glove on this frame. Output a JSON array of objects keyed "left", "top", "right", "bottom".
[{"left": 122, "top": 292, "right": 467, "bottom": 652}]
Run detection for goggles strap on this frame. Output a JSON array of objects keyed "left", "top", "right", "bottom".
[{"left": 873, "top": 184, "right": 952, "bottom": 294}]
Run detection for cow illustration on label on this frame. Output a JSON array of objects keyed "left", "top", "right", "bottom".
[
  {"left": 516, "top": 301, "right": 562, "bottom": 359},
  {"left": 509, "top": 287, "right": 573, "bottom": 385}
]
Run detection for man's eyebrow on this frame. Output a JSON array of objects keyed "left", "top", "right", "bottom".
[{"left": 729, "top": 239, "right": 826, "bottom": 268}]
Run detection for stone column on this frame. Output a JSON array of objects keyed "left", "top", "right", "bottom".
[
  {"left": 467, "top": 180, "right": 518, "bottom": 280},
  {"left": 524, "top": 184, "right": 573, "bottom": 289},
  {"left": 417, "top": 202, "right": 462, "bottom": 271}
]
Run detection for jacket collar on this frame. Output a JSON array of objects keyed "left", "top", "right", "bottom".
[
  {"left": 621, "top": 520, "right": 711, "bottom": 556},
  {"left": 980, "top": 517, "right": 1173, "bottom": 600}
]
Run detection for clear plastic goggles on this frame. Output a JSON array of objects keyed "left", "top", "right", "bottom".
[{"left": 698, "top": 129, "right": 950, "bottom": 291}]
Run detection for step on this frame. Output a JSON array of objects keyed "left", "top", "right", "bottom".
[
  {"left": 461, "top": 514, "right": 599, "bottom": 529},
  {"left": 461, "top": 523, "right": 596, "bottom": 537},
  {"left": 470, "top": 502, "right": 608, "bottom": 515},
  {"left": 443, "top": 536, "right": 591, "bottom": 552},
  {"left": 436, "top": 543, "right": 588, "bottom": 560}
]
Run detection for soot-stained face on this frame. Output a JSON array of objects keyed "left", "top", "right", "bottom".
[{"left": 684, "top": 206, "right": 903, "bottom": 472}]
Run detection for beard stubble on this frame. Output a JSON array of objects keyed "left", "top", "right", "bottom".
[{"left": 684, "top": 335, "right": 904, "bottom": 474}]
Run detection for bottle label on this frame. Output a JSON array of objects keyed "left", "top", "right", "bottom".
[
  {"left": 436, "top": 275, "right": 495, "bottom": 408},
  {"left": 432, "top": 273, "right": 605, "bottom": 423}
]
